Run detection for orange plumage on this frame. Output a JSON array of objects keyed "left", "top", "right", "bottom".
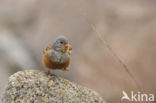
[
  {"left": 42, "top": 36, "right": 72, "bottom": 74},
  {"left": 42, "top": 46, "right": 71, "bottom": 70}
]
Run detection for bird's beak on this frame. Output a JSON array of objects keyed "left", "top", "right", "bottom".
[
  {"left": 64, "top": 43, "right": 70, "bottom": 48},
  {"left": 61, "top": 43, "right": 72, "bottom": 53}
]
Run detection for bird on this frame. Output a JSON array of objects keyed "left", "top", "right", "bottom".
[{"left": 42, "top": 35, "right": 72, "bottom": 75}]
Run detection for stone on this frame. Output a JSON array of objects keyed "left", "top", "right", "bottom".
[{"left": 2, "top": 70, "right": 105, "bottom": 103}]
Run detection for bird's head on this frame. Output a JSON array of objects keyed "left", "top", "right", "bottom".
[{"left": 52, "top": 35, "right": 72, "bottom": 54}]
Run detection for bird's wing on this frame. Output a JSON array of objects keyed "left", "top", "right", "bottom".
[{"left": 43, "top": 45, "right": 52, "bottom": 53}]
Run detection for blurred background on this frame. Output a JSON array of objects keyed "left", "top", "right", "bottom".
[{"left": 0, "top": 0, "right": 156, "bottom": 103}]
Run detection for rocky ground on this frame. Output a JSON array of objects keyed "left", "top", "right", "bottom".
[{"left": 2, "top": 70, "right": 105, "bottom": 103}]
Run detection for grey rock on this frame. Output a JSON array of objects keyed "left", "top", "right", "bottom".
[{"left": 2, "top": 70, "right": 105, "bottom": 103}]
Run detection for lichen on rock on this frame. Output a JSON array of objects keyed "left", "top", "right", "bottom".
[{"left": 2, "top": 70, "right": 105, "bottom": 103}]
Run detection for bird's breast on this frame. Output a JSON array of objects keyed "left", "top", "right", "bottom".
[
  {"left": 50, "top": 50, "right": 69, "bottom": 63},
  {"left": 42, "top": 50, "right": 70, "bottom": 70}
]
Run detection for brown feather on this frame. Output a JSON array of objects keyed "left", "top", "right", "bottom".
[
  {"left": 42, "top": 49, "right": 70, "bottom": 70},
  {"left": 43, "top": 45, "right": 51, "bottom": 54}
]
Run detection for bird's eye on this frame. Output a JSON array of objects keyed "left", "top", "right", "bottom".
[{"left": 60, "top": 41, "right": 63, "bottom": 44}]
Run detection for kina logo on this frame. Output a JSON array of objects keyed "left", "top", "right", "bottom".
[{"left": 121, "top": 91, "right": 154, "bottom": 102}]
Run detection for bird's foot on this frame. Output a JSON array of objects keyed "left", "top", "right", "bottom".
[
  {"left": 45, "top": 69, "right": 51, "bottom": 75},
  {"left": 63, "top": 68, "right": 70, "bottom": 71}
]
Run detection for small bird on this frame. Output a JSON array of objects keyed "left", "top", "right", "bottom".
[{"left": 42, "top": 36, "right": 72, "bottom": 75}]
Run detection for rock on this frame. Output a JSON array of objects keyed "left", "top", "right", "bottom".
[{"left": 2, "top": 70, "right": 105, "bottom": 103}]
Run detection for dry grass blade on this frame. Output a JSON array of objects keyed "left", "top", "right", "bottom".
[{"left": 85, "top": 18, "right": 142, "bottom": 91}]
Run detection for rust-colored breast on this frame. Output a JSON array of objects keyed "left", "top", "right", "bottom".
[{"left": 42, "top": 49, "right": 70, "bottom": 70}]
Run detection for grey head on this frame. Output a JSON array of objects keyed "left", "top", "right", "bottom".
[{"left": 52, "top": 35, "right": 69, "bottom": 52}]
